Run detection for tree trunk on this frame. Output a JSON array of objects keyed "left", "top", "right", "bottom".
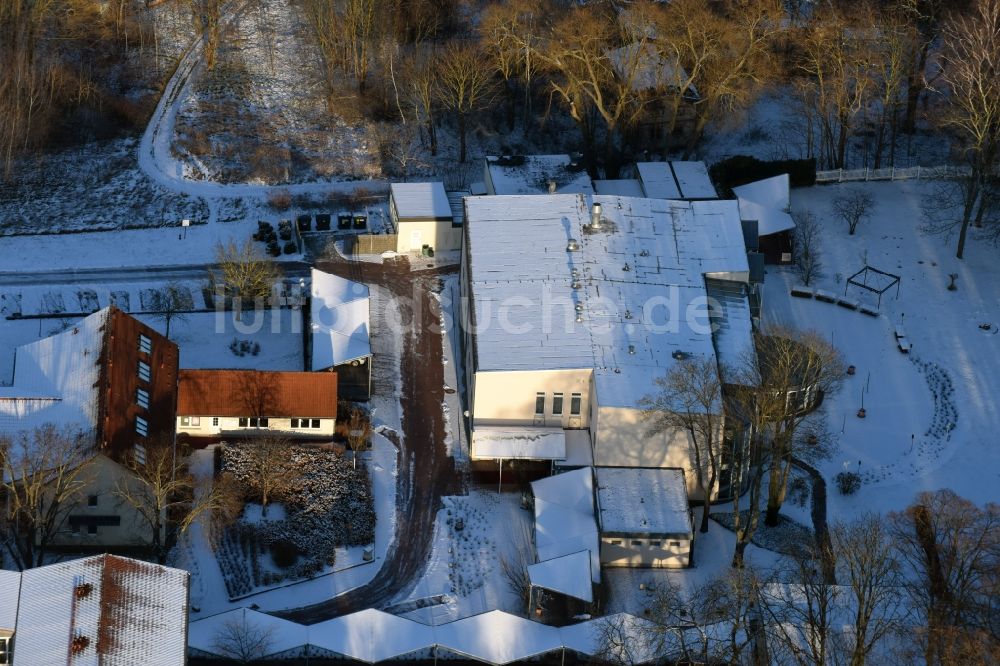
[
  {"left": 732, "top": 540, "right": 748, "bottom": 568},
  {"left": 427, "top": 113, "right": 437, "bottom": 156},
  {"left": 457, "top": 111, "right": 467, "bottom": 163},
  {"left": 903, "top": 42, "right": 930, "bottom": 135},
  {"left": 956, "top": 173, "right": 980, "bottom": 260}
]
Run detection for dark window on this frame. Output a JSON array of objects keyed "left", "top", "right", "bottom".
[
  {"left": 138, "top": 334, "right": 152, "bottom": 355},
  {"left": 553, "top": 393, "right": 564, "bottom": 415},
  {"left": 670, "top": 541, "right": 681, "bottom": 549},
  {"left": 311, "top": 418, "right": 320, "bottom": 428},
  {"left": 535, "top": 393, "right": 545, "bottom": 415},
  {"left": 138, "top": 360, "right": 151, "bottom": 382},
  {"left": 212, "top": 417, "right": 219, "bottom": 426},
  {"left": 570, "top": 393, "right": 582, "bottom": 415},
  {"left": 239, "top": 417, "right": 248, "bottom": 427},
  {"left": 88, "top": 524, "right": 97, "bottom": 535},
  {"left": 0, "top": 636, "right": 10, "bottom": 664},
  {"left": 88, "top": 495, "right": 98, "bottom": 507},
  {"left": 258, "top": 417, "right": 268, "bottom": 428}
]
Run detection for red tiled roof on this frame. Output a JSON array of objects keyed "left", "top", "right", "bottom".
[{"left": 177, "top": 370, "right": 338, "bottom": 418}]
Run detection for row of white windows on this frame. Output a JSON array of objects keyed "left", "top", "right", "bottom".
[
  {"left": 177, "top": 416, "right": 324, "bottom": 429},
  {"left": 608, "top": 538, "right": 683, "bottom": 549},
  {"left": 535, "top": 392, "right": 583, "bottom": 416}
]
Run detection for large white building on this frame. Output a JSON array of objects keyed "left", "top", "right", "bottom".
[{"left": 460, "top": 193, "right": 754, "bottom": 499}]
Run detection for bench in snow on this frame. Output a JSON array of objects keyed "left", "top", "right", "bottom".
[
  {"left": 897, "top": 337, "right": 911, "bottom": 353},
  {"left": 894, "top": 325, "right": 908, "bottom": 340},
  {"left": 858, "top": 304, "right": 879, "bottom": 317},
  {"left": 837, "top": 298, "right": 860, "bottom": 310},
  {"left": 814, "top": 289, "right": 837, "bottom": 303},
  {"left": 790, "top": 286, "right": 814, "bottom": 299}
]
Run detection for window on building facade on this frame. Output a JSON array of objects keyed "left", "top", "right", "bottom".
[
  {"left": 670, "top": 541, "right": 681, "bottom": 549},
  {"left": 88, "top": 495, "right": 98, "bottom": 507},
  {"left": 631, "top": 540, "right": 643, "bottom": 546},
  {"left": 136, "top": 388, "right": 149, "bottom": 409},
  {"left": 311, "top": 418, "right": 320, "bottom": 428},
  {"left": 135, "top": 416, "right": 148, "bottom": 436},
  {"left": 138, "top": 360, "right": 151, "bottom": 382},
  {"left": 134, "top": 443, "right": 146, "bottom": 464},
  {"left": 610, "top": 539, "right": 622, "bottom": 546},
  {"left": 0, "top": 636, "right": 11, "bottom": 664},
  {"left": 212, "top": 417, "right": 219, "bottom": 426},
  {"left": 138, "top": 334, "right": 152, "bottom": 354},
  {"left": 552, "top": 393, "right": 564, "bottom": 415},
  {"left": 570, "top": 393, "right": 582, "bottom": 415},
  {"left": 535, "top": 393, "right": 545, "bottom": 415},
  {"left": 239, "top": 417, "right": 248, "bottom": 427}
]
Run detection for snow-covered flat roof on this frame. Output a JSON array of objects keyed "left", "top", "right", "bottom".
[
  {"left": 13, "top": 554, "right": 189, "bottom": 665},
  {"left": 189, "top": 608, "right": 307, "bottom": 660},
  {"left": 733, "top": 174, "right": 796, "bottom": 235},
  {"left": 595, "top": 467, "right": 691, "bottom": 538},
  {"left": 390, "top": 182, "right": 452, "bottom": 220},
  {"left": 472, "top": 426, "right": 566, "bottom": 460},
  {"left": 528, "top": 549, "right": 594, "bottom": 602},
  {"left": 636, "top": 162, "right": 682, "bottom": 199},
  {"left": 465, "top": 194, "right": 749, "bottom": 408},
  {"left": 311, "top": 269, "right": 372, "bottom": 369},
  {"left": 637, "top": 161, "right": 718, "bottom": 200},
  {"left": 531, "top": 468, "right": 601, "bottom": 583},
  {"left": 485, "top": 155, "right": 595, "bottom": 195},
  {"left": 0, "top": 307, "right": 108, "bottom": 436}
]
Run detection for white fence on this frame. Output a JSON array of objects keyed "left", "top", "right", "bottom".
[{"left": 815, "top": 165, "right": 972, "bottom": 184}]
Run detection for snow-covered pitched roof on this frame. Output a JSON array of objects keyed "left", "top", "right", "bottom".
[
  {"left": 311, "top": 269, "right": 371, "bottom": 369},
  {"left": 390, "top": 182, "right": 453, "bottom": 220},
  {"left": 670, "top": 161, "right": 718, "bottom": 199},
  {"left": 310, "top": 609, "right": 435, "bottom": 662},
  {"left": 435, "top": 610, "right": 564, "bottom": 664},
  {"left": 531, "top": 468, "right": 601, "bottom": 583},
  {"left": 465, "top": 194, "right": 749, "bottom": 409},
  {"left": 0, "top": 307, "right": 108, "bottom": 436},
  {"left": 0, "top": 569, "right": 20, "bottom": 631},
  {"left": 472, "top": 427, "right": 566, "bottom": 460},
  {"left": 595, "top": 467, "right": 691, "bottom": 538},
  {"left": 733, "top": 174, "right": 796, "bottom": 235},
  {"left": 593, "top": 178, "right": 646, "bottom": 197},
  {"left": 637, "top": 161, "right": 717, "bottom": 200},
  {"left": 13, "top": 554, "right": 189, "bottom": 665},
  {"left": 528, "top": 550, "right": 594, "bottom": 602},
  {"left": 188, "top": 608, "right": 307, "bottom": 660},
  {"left": 485, "top": 155, "right": 594, "bottom": 195}
]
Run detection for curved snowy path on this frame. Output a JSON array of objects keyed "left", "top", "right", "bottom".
[{"left": 137, "top": 3, "right": 386, "bottom": 206}]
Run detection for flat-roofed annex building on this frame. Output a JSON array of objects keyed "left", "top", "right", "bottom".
[{"left": 459, "top": 193, "right": 754, "bottom": 500}]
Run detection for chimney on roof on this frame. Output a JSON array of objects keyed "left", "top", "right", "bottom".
[{"left": 590, "top": 202, "right": 602, "bottom": 229}]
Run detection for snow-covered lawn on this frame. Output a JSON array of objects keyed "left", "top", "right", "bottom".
[
  {"left": 767, "top": 179, "right": 1000, "bottom": 517},
  {"left": 395, "top": 489, "right": 532, "bottom": 624}
]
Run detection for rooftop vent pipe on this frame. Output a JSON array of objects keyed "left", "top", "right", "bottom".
[
  {"left": 590, "top": 202, "right": 602, "bottom": 229},
  {"left": 567, "top": 239, "right": 580, "bottom": 252}
]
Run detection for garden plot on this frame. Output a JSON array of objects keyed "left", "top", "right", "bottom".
[
  {"left": 395, "top": 490, "right": 532, "bottom": 625},
  {"left": 216, "top": 443, "right": 376, "bottom": 599},
  {"left": 764, "top": 179, "right": 1000, "bottom": 518}
]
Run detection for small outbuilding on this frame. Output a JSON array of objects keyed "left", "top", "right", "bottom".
[
  {"left": 595, "top": 467, "right": 693, "bottom": 568},
  {"left": 733, "top": 174, "right": 796, "bottom": 264},
  {"left": 389, "top": 182, "right": 462, "bottom": 254},
  {"left": 310, "top": 268, "right": 372, "bottom": 400}
]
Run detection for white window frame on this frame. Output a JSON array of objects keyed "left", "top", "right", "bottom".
[
  {"left": 0, "top": 636, "right": 10, "bottom": 665},
  {"left": 138, "top": 334, "right": 152, "bottom": 355},
  {"left": 552, "top": 393, "right": 564, "bottom": 415},
  {"left": 570, "top": 393, "right": 582, "bottom": 415},
  {"left": 135, "top": 416, "right": 148, "bottom": 436},
  {"left": 138, "top": 360, "right": 151, "bottom": 382},
  {"left": 534, "top": 392, "right": 546, "bottom": 415},
  {"left": 136, "top": 388, "right": 149, "bottom": 409}
]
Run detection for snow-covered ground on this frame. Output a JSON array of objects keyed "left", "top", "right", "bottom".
[
  {"left": 394, "top": 489, "right": 532, "bottom": 625},
  {"left": 768, "top": 179, "right": 1000, "bottom": 515},
  {"left": 437, "top": 275, "right": 468, "bottom": 465}
]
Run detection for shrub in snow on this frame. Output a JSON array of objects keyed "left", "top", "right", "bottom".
[
  {"left": 835, "top": 471, "right": 862, "bottom": 495},
  {"left": 270, "top": 539, "right": 299, "bottom": 568},
  {"left": 283, "top": 241, "right": 297, "bottom": 254}
]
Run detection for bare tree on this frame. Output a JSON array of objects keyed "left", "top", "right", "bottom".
[
  {"left": 113, "top": 439, "right": 230, "bottom": 563},
  {"left": 642, "top": 356, "right": 723, "bottom": 533},
  {"left": 190, "top": 0, "right": 223, "bottom": 70},
  {"left": 730, "top": 326, "right": 845, "bottom": 530},
  {"left": 434, "top": 42, "right": 497, "bottom": 163},
  {"left": 830, "top": 514, "right": 908, "bottom": 666},
  {"left": 0, "top": 425, "right": 94, "bottom": 569},
  {"left": 401, "top": 48, "right": 439, "bottom": 156},
  {"left": 832, "top": 189, "right": 877, "bottom": 236},
  {"left": 212, "top": 610, "right": 276, "bottom": 663},
  {"left": 346, "top": 407, "right": 372, "bottom": 471},
  {"left": 238, "top": 371, "right": 278, "bottom": 424},
  {"left": 499, "top": 518, "right": 534, "bottom": 611},
  {"left": 792, "top": 210, "right": 823, "bottom": 286},
  {"left": 889, "top": 489, "right": 1000, "bottom": 665},
  {"left": 153, "top": 282, "right": 191, "bottom": 339},
  {"left": 937, "top": 0, "right": 1000, "bottom": 259},
  {"left": 213, "top": 240, "right": 281, "bottom": 308},
  {"left": 233, "top": 437, "right": 295, "bottom": 518}
]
